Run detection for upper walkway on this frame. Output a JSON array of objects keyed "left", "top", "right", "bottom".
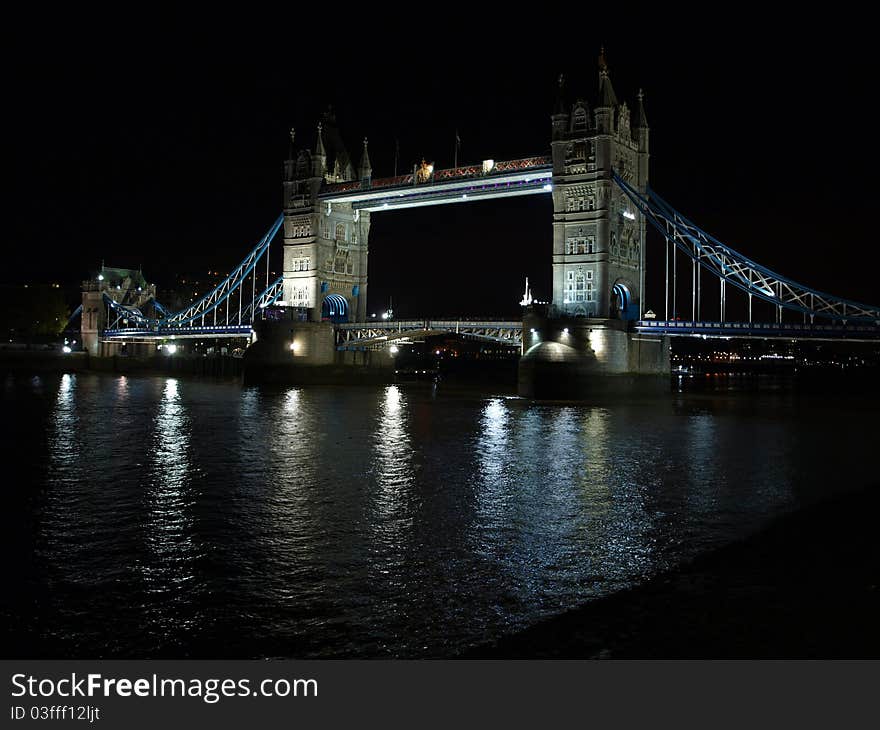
[{"left": 317, "top": 157, "right": 552, "bottom": 211}]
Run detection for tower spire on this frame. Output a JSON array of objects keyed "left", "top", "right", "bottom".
[
  {"left": 313, "top": 122, "right": 326, "bottom": 177},
  {"left": 554, "top": 73, "right": 567, "bottom": 116},
  {"left": 358, "top": 137, "right": 372, "bottom": 180},
  {"left": 597, "top": 48, "right": 618, "bottom": 109},
  {"left": 635, "top": 88, "right": 649, "bottom": 128}
]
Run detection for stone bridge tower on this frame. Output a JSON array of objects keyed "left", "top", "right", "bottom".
[
  {"left": 282, "top": 109, "right": 371, "bottom": 324},
  {"left": 550, "top": 49, "right": 649, "bottom": 320}
]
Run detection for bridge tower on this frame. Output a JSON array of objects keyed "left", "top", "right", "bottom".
[
  {"left": 282, "top": 110, "right": 371, "bottom": 324},
  {"left": 551, "top": 50, "right": 649, "bottom": 319},
  {"left": 520, "top": 53, "right": 666, "bottom": 397}
]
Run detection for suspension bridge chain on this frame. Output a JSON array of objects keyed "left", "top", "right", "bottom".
[
  {"left": 104, "top": 215, "right": 283, "bottom": 334},
  {"left": 614, "top": 173, "right": 880, "bottom": 324}
]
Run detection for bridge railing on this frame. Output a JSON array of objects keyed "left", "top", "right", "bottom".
[{"left": 634, "top": 319, "right": 880, "bottom": 338}]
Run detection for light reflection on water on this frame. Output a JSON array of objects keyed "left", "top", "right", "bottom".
[
  {"left": 5, "top": 373, "right": 877, "bottom": 658},
  {"left": 372, "top": 385, "right": 416, "bottom": 538},
  {"left": 140, "top": 378, "right": 202, "bottom": 644}
]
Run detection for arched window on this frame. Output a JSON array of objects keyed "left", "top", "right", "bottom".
[{"left": 335, "top": 223, "right": 346, "bottom": 241}]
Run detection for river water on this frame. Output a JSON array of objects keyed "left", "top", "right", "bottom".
[{"left": 1, "top": 372, "right": 875, "bottom": 658}]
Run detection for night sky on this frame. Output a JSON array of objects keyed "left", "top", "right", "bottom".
[{"left": 8, "top": 13, "right": 878, "bottom": 320}]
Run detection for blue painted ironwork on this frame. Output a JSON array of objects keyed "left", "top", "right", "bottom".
[
  {"left": 614, "top": 173, "right": 880, "bottom": 323},
  {"left": 634, "top": 319, "right": 880, "bottom": 341},
  {"left": 99, "top": 216, "right": 282, "bottom": 339},
  {"left": 164, "top": 215, "right": 282, "bottom": 326}
]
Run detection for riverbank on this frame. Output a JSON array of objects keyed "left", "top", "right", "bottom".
[
  {"left": 0, "top": 349, "right": 89, "bottom": 372},
  {"left": 463, "top": 484, "right": 880, "bottom": 658}
]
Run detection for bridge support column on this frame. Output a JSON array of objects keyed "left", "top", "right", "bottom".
[
  {"left": 242, "top": 313, "right": 393, "bottom": 385},
  {"left": 80, "top": 289, "right": 106, "bottom": 357},
  {"left": 518, "top": 305, "right": 669, "bottom": 399}
]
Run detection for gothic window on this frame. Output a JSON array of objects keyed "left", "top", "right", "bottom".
[
  {"left": 586, "top": 270, "right": 593, "bottom": 280},
  {"left": 346, "top": 261, "right": 353, "bottom": 274},
  {"left": 587, "top": 237, "right": 595, "bottom": 253},
  {"left": 335, "top": 223, "right": 346, "bottom": 241},
  {"left": 334, "top": 256, "right": 346, "bottom": 273},
  {"left": 567, "top": 196, "right": 587, "bottom": 212},
  {"left": 574, "top": 271, "right": 586, "bottom": 301}
]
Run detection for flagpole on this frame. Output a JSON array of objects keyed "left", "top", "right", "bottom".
[{"left": 454, "top": 128, "right": 458, "bottom": 170}]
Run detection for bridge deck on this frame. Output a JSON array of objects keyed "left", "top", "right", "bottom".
[
  {"left": 318, "top": 157, "right": 552, "bottom": 212},
  {"left": 635, "top": 320, "right": 880, "bottom": 341}
]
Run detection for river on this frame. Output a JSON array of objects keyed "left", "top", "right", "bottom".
[{"left": 1, "top": 371, "right": 875, "bottom": 657}]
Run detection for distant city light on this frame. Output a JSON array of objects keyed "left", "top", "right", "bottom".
[
  {"left": 562, "top": 328, "right": 569, "bottom": 334},
  {"left": 62, "top": 346, "right": 71, "bottom": 354},
  {"left": 542, "top": 184, "right": 552, "bottom": 191},
  {"left": 97, "top": 274, "right": 104, "bottom": 281},
  {"left": 165, "top": 344, "right": 177, "bottom": 355},
  {"left": 289, "top": 341, "right": 299, "bottom": 352},
  {"left": 389, "top": 345, "right": 399, "bottom": 355},
  {"left": 530, "top": 328, "right": 536, "bottom": 333}
]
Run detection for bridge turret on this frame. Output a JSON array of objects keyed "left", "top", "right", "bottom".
[
  {"left": 551, "top": 74, "right": 570, "bottom": 178},
  {"left": 594, "top": 48, "right": 617, "bottom": 135},
  {"left": 634, "top": 89, "right": 649, "bottom": 160},
  {"left": 284, "top": 128, "right": 296, "bottom": 182},
  {"left": 358, "top": 137, "right": 372, "bottom": 184},
  {"left": 312, "top": 122, "right": 327, "bottom": 178},
  {"left": 552, "top": 74, "right": 569, "bottom": 139}
]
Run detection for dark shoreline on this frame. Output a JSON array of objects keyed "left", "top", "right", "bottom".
[{"left": 461, "top": 484, "right": 880, "bottom": 659}]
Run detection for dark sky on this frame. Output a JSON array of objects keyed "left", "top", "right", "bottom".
[{"left": 8, "top": 12, "right": 878, "bottom": 320}]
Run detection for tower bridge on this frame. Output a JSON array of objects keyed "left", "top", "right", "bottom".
[{"left": 78, "top": 50, "right": 880, "bottom": 394}]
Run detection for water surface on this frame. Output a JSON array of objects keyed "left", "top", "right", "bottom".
[{"left": 2, "top": 372, "right": 875, "bottom": 657}]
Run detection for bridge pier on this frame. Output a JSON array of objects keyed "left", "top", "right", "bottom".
[
  {"left": 518, "top": 305, "right": 669, "bottom": 399},
  {"left": 242, "top": 313, "right": 394, "bottom": 384}
]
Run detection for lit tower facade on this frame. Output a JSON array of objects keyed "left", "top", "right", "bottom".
[
  {"left": 282, "top": 109, "right": 371, "bottom": 323},
  {"left": 550, "top": 50, "right": 649, "bottom": 319}
]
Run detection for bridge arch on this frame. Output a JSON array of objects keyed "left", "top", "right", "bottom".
[
  {"left": 321, "top": 293, "right": 349, "bottom": 323},
  {"left": 611, "top": 279, "right": 636, "bottom": 320}
]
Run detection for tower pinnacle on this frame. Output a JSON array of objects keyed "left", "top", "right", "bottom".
[
  {"left": 635, "top": 89, "right": 649, "bottom": 128},
  {"left": 359, "top": 137, "right": 372, "bottom": 180}
]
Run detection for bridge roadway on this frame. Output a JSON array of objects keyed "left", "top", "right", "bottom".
[
  {"left": 101, "top": 318, "right": 880, "bottom": 346},
  {"left": 335, "top": 320, "right": 523, "bottom": 350},
  {"left": 634, "top": 319, "right": 880, "bottom": 341}
]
